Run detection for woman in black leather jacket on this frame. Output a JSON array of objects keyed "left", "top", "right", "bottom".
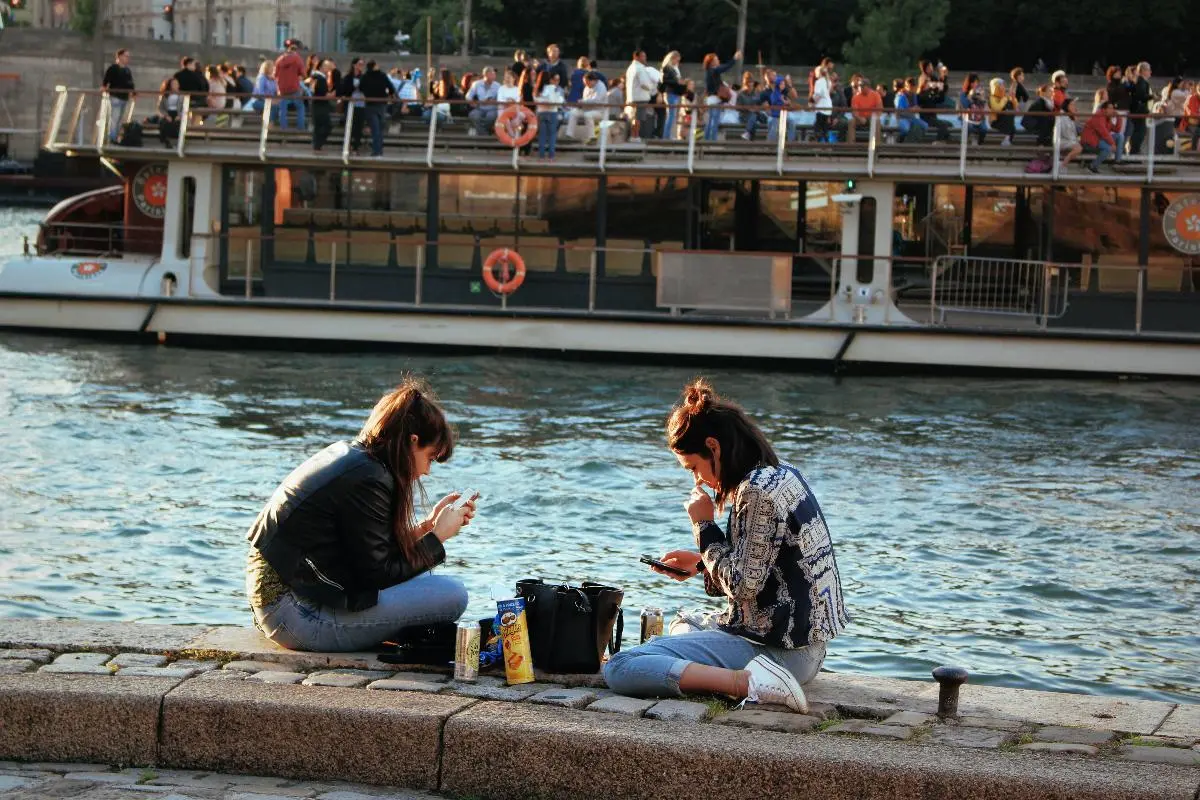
[{"left": 245, "top": 378, "right": 475, "bottom": 651}]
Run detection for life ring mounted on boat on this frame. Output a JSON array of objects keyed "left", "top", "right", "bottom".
[
  {"left": 494, "top": 106, "right": 538, "bottom": 148},
  {"left": 482, "top": 248, "right": 526, "bottom": 295}
]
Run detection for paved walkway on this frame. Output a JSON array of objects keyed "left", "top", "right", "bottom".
[{"left": 0, "top": 763, "right": 436, "bottom": 800}]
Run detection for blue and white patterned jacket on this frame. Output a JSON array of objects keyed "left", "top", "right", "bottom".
[{"left": 695, "top": 463, "right": 849, "bottom": 649}]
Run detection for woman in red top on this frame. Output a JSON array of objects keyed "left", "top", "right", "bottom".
[
  {"left": 1182, "top": 82, "right": 1200, "bottom": 152},
  {"left": 1081, "top": 100, "right": 1123, "bottom": 173}
]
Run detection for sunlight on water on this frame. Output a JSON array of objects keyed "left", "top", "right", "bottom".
[{"left": 1, "top": 207, "right": 1198, "bottom": 703}]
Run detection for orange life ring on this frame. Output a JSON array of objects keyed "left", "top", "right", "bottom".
[
  {"left": 482, "top": 248, "right": 527, "bottom": 295},
  {"left": 494, "top": 105, "right": 538, "bottom": 148}
]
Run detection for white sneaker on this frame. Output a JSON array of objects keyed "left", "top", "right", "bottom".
[{"left": 744, "top": 654, "right": 808, "bottom": 713}]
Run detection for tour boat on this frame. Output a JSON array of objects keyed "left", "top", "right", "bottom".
[{"left": 1, "top": 87, "right": 1198, "bottom": 378}]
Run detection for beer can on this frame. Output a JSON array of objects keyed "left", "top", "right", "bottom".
[
  {"left": 496, "top": 597, "right": 535, "bottom": 685},
  {"left": 640, "top": 607, "right": 664, "bottom": 644},
  {"left": 454, "top": 619, "right": 480, "bottom": 682}
]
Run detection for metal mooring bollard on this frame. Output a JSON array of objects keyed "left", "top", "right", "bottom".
[{"left": 932, "top": 665, "right": 969, "bottom": 719}]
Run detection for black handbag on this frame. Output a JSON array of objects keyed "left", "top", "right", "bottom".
[{"left": 515, "top": 579, "right": 624, "bottom": 674}]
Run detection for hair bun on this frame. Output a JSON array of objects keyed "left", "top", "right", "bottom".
[{"left": 682, "top": 379, "right": 715, "bottom": 415}]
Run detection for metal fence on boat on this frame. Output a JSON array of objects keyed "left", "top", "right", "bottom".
[
  {"left": 930, "top": 255, "right": 1071, "bottom": 325},
  {"left": 37, "top": 86, "right": 1200, "bottom": 185}
]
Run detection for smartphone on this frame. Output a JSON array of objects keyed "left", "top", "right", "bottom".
[
  {"left": 452, "top": 490, "right": 479, "bottom": 510},
  {"left": 640, "top": 554, "right": 691, "bottom": 577}
]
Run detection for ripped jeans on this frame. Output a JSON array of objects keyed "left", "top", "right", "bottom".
[
  {"left": 603, "top": 610, "right": 827, "bottom": 698},
  {"left": 250, "top": 571, "right": 468, "bottom": 652}
]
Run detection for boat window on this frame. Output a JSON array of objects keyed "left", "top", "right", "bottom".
[
  {"left": 276, "top": 168, "right": 427, "bottom": 235},
  {"left": 757, "top": 180, "right": 801, "bottom": 253},
  {"left": 856, "top": 196, "right": 876, "bottom": 284},
  {"left": 804, "top": 182, "right": 845, "bottom": 256},
  {"left": 178, "top": 177, "right": 195, "bottom": 259},
  {"left": 225, "top": 168, "right": 264, "bottom": 227},
  {"left": 605, "top": 176, "right": 689, "bottom": 247}
]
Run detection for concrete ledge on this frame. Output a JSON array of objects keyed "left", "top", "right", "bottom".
[
  {"left": 440, "top": 701, "right": 1200, "bottom": 800},
  {"left": 0, "top": 673, "right": 182, "bottom": 765},
  {"left": 0, "top": 619, "right": 214, "bottom": 654},
  {"left": 159, "top": 677, "right": 477, "bottom": 787}
]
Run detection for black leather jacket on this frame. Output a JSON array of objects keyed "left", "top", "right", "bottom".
[{"left": 246, "top": 441, "right": 445, "bottom": 612}]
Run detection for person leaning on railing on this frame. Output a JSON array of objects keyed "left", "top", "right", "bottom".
[
  {"left": 358, "top": 60, "right": 396, "bottom": 157},
  {"left": 309, "top": 59, "right": 335, "bottom": 153},
  {"left": 701, "top": 50, "right": 741, "bottom": 141}
]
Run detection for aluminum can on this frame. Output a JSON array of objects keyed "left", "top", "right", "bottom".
[
  {"left": 640, "top": 607, "right": 664, "bottom": 644},
  {"left": 496, "top": 597, "right": 535, "bottom": 685},
  {"left": 454, "top": 619, "right": 480, "bottom": 682}
]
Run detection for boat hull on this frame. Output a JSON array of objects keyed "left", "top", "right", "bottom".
[{"left": 1, "top": 295, "right": 1197, "bottom": 379}]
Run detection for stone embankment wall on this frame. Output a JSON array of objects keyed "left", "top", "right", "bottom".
[{"left": 0, "top": 619, "right": 1198, "bottom": 800}]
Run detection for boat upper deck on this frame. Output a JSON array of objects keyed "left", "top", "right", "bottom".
[{"left": 44, "top": 88, "right": 1200, "bottom": 188}]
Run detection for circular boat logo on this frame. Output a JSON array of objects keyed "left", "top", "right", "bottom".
[
  {"left": 132, "top": 163, "right": 169, "bottom": 219},
  {"left": 1163, "top": 194, "right": 1200, "bottom": 255},
  {"left": 71, "top": 261, "right": 107, "bottom": 279}
]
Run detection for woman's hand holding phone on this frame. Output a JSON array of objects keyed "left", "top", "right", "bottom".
[
  {"left": 429, "top": 492, "right": 478, "bottom": 543},
  {"left": 651, "top": 549, "right": 703, "bottom": 581}
]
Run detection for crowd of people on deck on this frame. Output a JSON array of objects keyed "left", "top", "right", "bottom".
[{"left": 102, "top": 41, "right": 1200, "bottom": 170}]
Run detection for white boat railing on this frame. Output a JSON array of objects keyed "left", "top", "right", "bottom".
[
  {"left": 37, "top": 87, "right": 1200, "bottom": 185},
  {"left": 30, "top": 219, "right": 1195, "bottom": 335}
]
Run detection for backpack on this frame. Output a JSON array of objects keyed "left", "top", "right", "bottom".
[
  {"left": 119, "top": 121, "right": 143, "bottom": 148},
  {"left": 1025, "top": 156, "right": 1052, "bottom": 173}
]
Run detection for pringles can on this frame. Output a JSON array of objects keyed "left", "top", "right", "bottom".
[
  {"left": 640, "top": 607, "right": 664, "bottom": 643},
  {"left": 496, "top": 597, "right": 535, "bottom": 685},
  {"left": 454, "top": 619, "right": 480, "bottom": 682}
]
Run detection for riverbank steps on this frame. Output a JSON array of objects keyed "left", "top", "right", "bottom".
[{"left": 0, "top": 620, "right": 1198, "bottom": 800}]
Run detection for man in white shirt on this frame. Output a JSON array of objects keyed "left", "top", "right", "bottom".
[
  {"left": 466, "top": 67, "right": 501, "bottom": 135},
  {"left": 624, "top": 49, "right": 658, "bottom": 141},
  {"left": 566, "top": 71, "right": 609, "bottom": 142}
]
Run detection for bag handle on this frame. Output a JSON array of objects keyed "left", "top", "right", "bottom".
[{"left": 610, "top": 607, "right": 623, "bottom": 654}]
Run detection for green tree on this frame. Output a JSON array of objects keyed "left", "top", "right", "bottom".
[
  {"left": 842, "top": 0, "right": 948, "bottom": 78},
  {"left": 70, "top": 0, "right": 97, "bottom": 36}
]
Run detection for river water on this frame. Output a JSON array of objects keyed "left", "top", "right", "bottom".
[{"left": 1, "top": 207, "right": 1198, "bottom": 704}]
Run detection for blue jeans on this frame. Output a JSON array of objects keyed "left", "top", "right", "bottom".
[
  {"left": 1090, "top": 139, "right": 1114, "bottom": 169},
  {"left": 703, "top": 97, "right": 722, "bottom": 140},
  {"left": 278, "top": 90, "right": 306, "bottom": 131},
  {"left": 537, "top": 111, "right": 560, "bottom": 158},
  {"left": 968, "top": 119, "right": 989, "bottom": 143},
  {"left": 900, "top": 117, "right": 929, "bottom": 142},
  {"left": 603, "top": 614, "right": 827, "bottom": 698},
  {"left": 364, "top": 104, "right": 386, "bottom": 155},
  {"left": 663, "top": 94, "right": 680, "bottom": 139},
  {"left": 108, "top": 97, "right": 127, "bottom": 142},
  {"left": 252, "top": 572, "right": 468, "bottom": 652}
]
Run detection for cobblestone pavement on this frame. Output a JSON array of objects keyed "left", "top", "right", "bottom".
[{"left": 0, "top": 763, "right": 442, "bottom": 800}]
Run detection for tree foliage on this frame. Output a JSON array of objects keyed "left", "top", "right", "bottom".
[
  {"left": 70, "top": 0, "right": 97, "bottom": 37},
  {"left": 344, "top": 0, "right": 1192, "bottom": 74},
  {"left": 842, "top": 0, "right": 949, "bottom": 79}
]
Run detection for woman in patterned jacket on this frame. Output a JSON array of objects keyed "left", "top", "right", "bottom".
[{"left": 604, "top": 379, "right": 849, "bottom": 712}]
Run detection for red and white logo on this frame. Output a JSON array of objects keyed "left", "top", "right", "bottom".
[
  {"left": 132, "top": 163, "right": 169, "bottom": 219},
  {"left": 1163, "top": 194, "right": 1200, "bottom": 255},
  {"left": 71, "top": 261, "right": 107, "bottom": 279}
]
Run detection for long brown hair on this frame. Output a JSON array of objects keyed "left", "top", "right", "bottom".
[
  {"left": 666, "top": 378, "right": 779, "bottom": 508},
  {"left": 357, "top": 378, "right": 455, "bottom": 568}
]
